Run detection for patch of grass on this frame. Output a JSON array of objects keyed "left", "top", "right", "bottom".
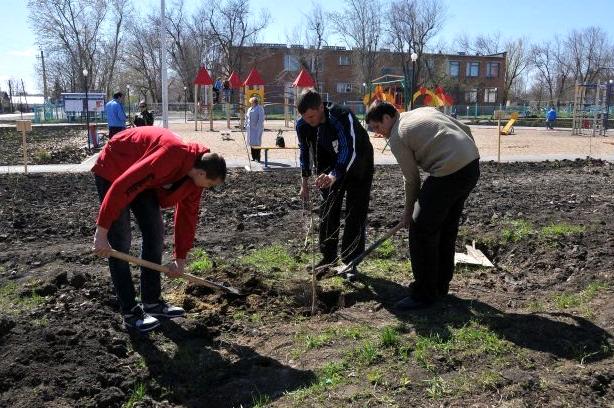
[
  {"left": 361, "top": 258, "right": 411, "bottom": 280},
  {"left": 367, "top": 369, "right": 384, "bottom": 386},
  {"left": 553, "top": 282, "right": 608, "bottom": 310},
  {"left": 123, "top": 382, "right": 146, "bottom": 408},
  {"left": 290, "top": 361, "right": 347, "bottom": 402},
  {"left": 187, "top": 248, "right": 213, "bottom": 274},
  {"left": 348, "top": 341, "right": 380, "bottom": 366},
  {"left": 251, "top": 392, "right": 272, "bottom": 407},
  {"left": 295, "top": 324, "right": 370, "bottom": 353},
  {"left": 501, "top": 219, "right": 535, "bottom": 243},
  {"left": 240, "top": 244, "right": 297, "bottom": 275},
  {"left": 374, "top": 239, "right": 396, "bottom": 259},
  {"left": 476, "top": 370, "right": 504, "bottom": 391},
  {"left": 525, "top": 299, "right": 546, "bottom": 313},
  {"left": 0, "top": 282, "right": 45, "bottom": 315},
  {"left": 380, "top": 326, "right": 400, "bottom": 348},
  {"left": 540, "top": 222, "right": 585, "bottom": 239},
  {"left": 413, "top": 322, "right": 511, "bottom": 369},
  {"left": 424, "top": 376, "right": 449, "bottom": 399}
]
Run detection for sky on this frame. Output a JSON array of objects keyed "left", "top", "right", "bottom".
[{"left": 2, "top": 0, "right": 614, "bottom": 94}]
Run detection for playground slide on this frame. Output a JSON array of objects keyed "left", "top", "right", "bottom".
[{"left": 500, "top": 112, "right": 519, "bottom": 135}]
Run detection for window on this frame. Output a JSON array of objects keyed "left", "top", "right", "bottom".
[
  {"left": 449, "top": 61, "right": 460, "bottom": 77},
  {"left": 284, "top": 54, "right": 300, "bottom": 71},
  {"left": 465, "top": 88, "right": 477, "bottom": 103},
  {"left": 486, "top": 62, "right": 499, "bottom": 78},
  {"left": 484, "top": 87, "right": 497, "bottom": 103},
  {"left": 336, "top": 82, "right": 352, "bottom": 93},
  {"left": 466, "top": 61, "right": 480, "bottom": 77},
  {"left": 338, "top": 55, "right": 351, "bottom": 65}
]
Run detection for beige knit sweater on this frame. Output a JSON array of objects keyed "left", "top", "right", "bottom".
[{"left": 388, "top": 107, "right": 480, "bottom": 209}]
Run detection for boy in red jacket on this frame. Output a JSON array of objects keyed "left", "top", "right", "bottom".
[{"left": 91, "top": 127, "right": 226, "bottom": 333}]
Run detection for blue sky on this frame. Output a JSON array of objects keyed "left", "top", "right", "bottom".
[{"left": 2, "top": 0, "right": 614, "bottom": 94}]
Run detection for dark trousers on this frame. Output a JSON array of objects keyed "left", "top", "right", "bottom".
[
  {"left": 108, "top": 127, "right": 125, "bottom": 138},
  {"left": 250, "top": 148, "right": 261, "bottom": 161},
  {"left": 408, "top": 159, "right": 480, "bottom": 303},
  {"left": 319, "top": 164, "right": 374, "bottom": 264},
  {"left": 95, "top": 175, "right": 164, "bottom": 313}
]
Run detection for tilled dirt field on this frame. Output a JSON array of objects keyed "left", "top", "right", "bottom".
[{"left": 0, "top": 160, "right": 613, "bottom": 407}]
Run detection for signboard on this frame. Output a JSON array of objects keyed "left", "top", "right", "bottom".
[{"left": 62, "top": 92, "right": 106, "bottom": 113}]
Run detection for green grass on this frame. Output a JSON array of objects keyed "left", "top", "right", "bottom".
[
  {"left": 501, "top": 219, "right": 535, "bottom": 242},
  {"left": 123, "top": 382, "right": 146, "bottom": 408},
  {"left": 367, "top": 369, "right": 384, "bottom": 386},
  {"left": 251, "top": 392, "right": 272, "bottom": 407},
  {"left": 294, "top": 324, "right": 370, "bottom": 352},
  {"left": 0, "top": 282, "right": 45, "bottom": 315},
  {"left": 187, "top": 248, "right": 213, "bottom": 274},
  {"left": 552, "top": 282, "right": 608, "bottom": 310},
  {"left": 239, "top": 244, "right": 298, "bottom": 276},
  {"left": 413, "top": 322, "right": 511, "bottom": 369},
  {"left": 540, "top": 223, "right": 586, "bottom": 239},
  {"left": 379, "top": 326, "right": 401, "bottom": 348},
  {"left": 424, "top": 376, "right": 449, "bottom": 399},
  {"left": 348, "top": 341, "right": 381, "bottom": 366},
  {"left": 290, "top": 361, "right": 347, "bottom": 402},
  {"left": 374, "top": 239, "right": 396, "bottom": 259},
  {"left": 360, "top": 258, "right": 411, "bottom": 280}
]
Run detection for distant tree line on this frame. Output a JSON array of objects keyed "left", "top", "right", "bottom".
[{"left": 26, "top": 0, "right": 614, "bottom": 108}]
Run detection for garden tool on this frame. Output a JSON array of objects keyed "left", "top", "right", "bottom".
[
  {"left": 330, "top": 222, "right": 404, "bottom": 277},
  {"left": 107, "top": 249, "right": 242, "bottom": 295}
]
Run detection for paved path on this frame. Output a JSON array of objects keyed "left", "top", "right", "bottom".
[{"left": 1, "top": 120, "right": 613, "bottom": 174}]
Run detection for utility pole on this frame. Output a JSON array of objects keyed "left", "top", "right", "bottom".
[
  {"left": 21, "top": 79, "right": 29, "bottom": 113},
  {"left": 40, "top": 49, "right": 49, "bottom": 102},
  {"left": 7, "top": 80, "right": 14, "bottom": 113},
  {"left": 160, "top": 0, "right": 169, "bottom": 128}
]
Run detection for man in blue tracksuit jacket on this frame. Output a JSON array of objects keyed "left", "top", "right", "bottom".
[
  {"left": 296, "top": 90, "right": 374, "bottom": 277},
  {"left": 105, "top": 92, "right": 127, "bottom": 138},
  {"left": 546, "top": 107, "right": 557, "bottom": 130}
]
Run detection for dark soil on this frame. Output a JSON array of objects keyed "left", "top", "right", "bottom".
[
  {"left": 0, "top": 126, "right": 91, "bottom": 165},
  {"left": 0, "top": 160, "right": 613, "bottom": 407}
]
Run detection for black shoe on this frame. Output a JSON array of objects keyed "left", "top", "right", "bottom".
[
  {"left": 143, "top": 300, "right": 186, "bottom": 318},
  {"left": 123, "top": 305, "right": 160, "bottom": 333},
  {"left": 341, "top": 264, "right": 359, "bottom": 282},
  {"left": 393, "top": 296, "right": 431, "bottom": 312}
]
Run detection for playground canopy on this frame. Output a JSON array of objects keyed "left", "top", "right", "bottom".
[
  {"left": 228, "top": 72, "right": 242, "bottom": 89},
  {"left": 194, "top": 66, "right": 213, "bottom": 86},
  {"left": 243, "top": 68, "right": 265, "bottom": 86},
  {"left": 292, "top": 69, "right": 316, "bottom": 88}
]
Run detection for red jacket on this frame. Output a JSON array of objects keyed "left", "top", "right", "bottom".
[{"left": 92, "top": 127, "right": 209, "bottom": 259}]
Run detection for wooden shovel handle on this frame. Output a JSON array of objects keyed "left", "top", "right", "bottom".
[{"left": 107, "top": 249, "right": 240, "bottom": 294}]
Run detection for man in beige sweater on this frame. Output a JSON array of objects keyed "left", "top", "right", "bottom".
[{"left": 366, "top": 102, "right": 480, "bottom": 311}]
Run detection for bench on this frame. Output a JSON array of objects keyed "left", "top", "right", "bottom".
[{"left": 251, "top": 146, "right": 300, "bottom": 169}]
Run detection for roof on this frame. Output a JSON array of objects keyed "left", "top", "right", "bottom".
[
  {"left": 292, "top": 69, "right": 315, "bottom": 88},
  {"left": 228, "top": 71, "right": 242, "bottom": 88},
  {"left": 243, "top": 68, "right": 264, "bottom": 86},
  {"left": 194, "top": 66, "right": 213, "bottom": 85}
]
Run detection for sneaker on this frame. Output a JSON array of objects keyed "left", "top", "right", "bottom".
[
  {"left": 309, "top": 257, "right": 337, "bottom": 279},
  {"left": 342, "top": 265, "right": 359, "bottom": 282},
  {"left": 124, "top": 305, "right": 160, "bottom": 333},
  {"left": 393, "top": 296, "right": 431, "bottom": 312},
  {"left": 143, "top": 300, "right": 186, "bottom": 319}
]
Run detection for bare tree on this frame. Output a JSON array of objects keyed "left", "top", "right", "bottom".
[
  {"left": 330, "top": 0, "right": 383, "bottom": 91},
  {"left": 124, "top": 13, "right": 162, "bottom": 103},
  {"left": 564, "top": 26, "right": 613, "bottom": 84},
  {"left": 386, "top": 0, "right": 445, "bottom": 106},
  {"left": 203, "top": 0, "right": 270, "bottom": 75},
  {"left": 530, "top": 42, "right": 556, "bottom": 104},
  {"left": 28, "top": 0, "right": 128, "bottom": 96},
  {"left": 304, "top": 2, "right": 328, "bottom": 86},
  {"left": 502, "top": 38, "right": 530, "bottom": 105}
]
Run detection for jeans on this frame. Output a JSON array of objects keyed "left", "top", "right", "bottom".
[
  {"left": 108, "top": 127, "right": 125, "bottom": 138},
  {"left": 95, "top": 175, "right": 164, "bottom": 313},
  {"left": 319, "top": 160, "right": 374, "bottom": 264},
  {"left": 408, "top": 159, "right": 480, "bottom": 303}
]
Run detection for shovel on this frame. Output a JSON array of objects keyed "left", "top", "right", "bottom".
[
  {"left": 330, "top": 222, "right": 405, "bottom": 277},
  {"left": 107, "top": 249, "right": 242, "bottom": 295}
]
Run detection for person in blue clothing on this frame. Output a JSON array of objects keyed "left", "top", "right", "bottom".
[
  {"left": 546, "top": 107, "right": 557, "bottom": 130},
  {"left": 296, "top": 90, "right": 374, "bottom": 278},
  {"left": 105, "top": 92, "right": 127, "bottom": 138}
]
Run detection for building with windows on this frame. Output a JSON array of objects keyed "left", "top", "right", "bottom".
[{"left": 238, "top": 44, "right": 506, "bottom": 112}]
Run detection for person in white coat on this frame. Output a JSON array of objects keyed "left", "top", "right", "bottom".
[{"left": 245, "top": 97, "right": 265, "bottom": 161}]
